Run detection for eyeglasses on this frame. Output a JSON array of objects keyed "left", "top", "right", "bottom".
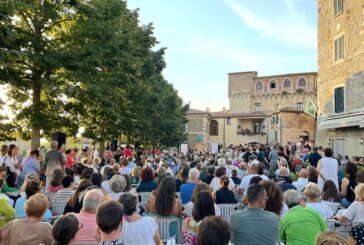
[{"left": 77, "top": 223, "right": 84, "bottom": 232}]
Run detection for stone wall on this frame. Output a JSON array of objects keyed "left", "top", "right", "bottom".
[
  {"left": 316, "top": 0, "right": 364, "bottom": 156},
  {"left": 317, "top": 0, "right": 364, "bottom": 117}
]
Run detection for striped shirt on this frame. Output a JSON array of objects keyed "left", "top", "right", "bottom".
[
  {"left": 74, "top": 211, "right": 98, "bottom": 243},
  {"left": 55, "top": 189, "right": 74, "bottom": 202}
]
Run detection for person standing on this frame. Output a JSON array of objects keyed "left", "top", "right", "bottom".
[
  {"left": 308, "top": 147, "right": 322, "bottom": 168},
  {"left": 45, "top": 141, "right": 65, "bottom": 190},
  {"left": 269, "top": 146, "right": 279, "bottom": 174},
  {"left": 230, "top": 184, "right": 279, "bottom": 245},
  {"left": 3, "top": 144, "right": 20, "bottom": 188},
  {"left": 317, "top": 148, "right": 339, "bottom": 191}
]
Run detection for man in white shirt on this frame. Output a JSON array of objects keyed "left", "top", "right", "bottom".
[
  {"left": 239, "top": 163, "right": 269, "bottom": 195},
  {"left": 292, "top": 169, "right": 310, "bottom": 192}
]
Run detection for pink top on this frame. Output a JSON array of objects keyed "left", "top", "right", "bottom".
[
  {"left": 74, "top": 211, "right": 97, "bottom": 243},
  {"left": 47, "top": 185, "right": 63, "bottom": 193}
]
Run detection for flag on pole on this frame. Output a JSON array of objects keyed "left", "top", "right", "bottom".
[{"left": 305, "top": 98, "right": 317, "bottom": 118}]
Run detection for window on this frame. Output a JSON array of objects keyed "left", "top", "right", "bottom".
[
  {"left": 298, "top": 78, "right": 307, "bottom": 87},
  {"left": 255, "top": 103, "right": 261, "bottom": 112},
  {"left": 256, "top": 81, "right": 263, "bottom": 91},
  {"left": 210, "top": 120, "right": 218, "bottom": 136},
  {"left": 297, "top": 103, "right": 304, "bottom": 109},
  {"left": 272, "top": 114, "right": 279, "bottom": 124},
  {"left": 334, "top": 86, "right": 345, "bottom": 113},
  {"left": 334, "top": 0, "right": 343, "bottom": 16},
  {"left": 270, "top": 80, "right": 277, "bottom": 89},
  {"left": 283, "top": 79, "right": 291, "bottom": 88},
  {"left": 253, "top": 122, "right": 261, "bottom": 134},
  {"left": 334, "top": 35, "right": 345, "bottom": 61},
  {"left": 227, "top": 117, "right": 231, "bottom": 125}
]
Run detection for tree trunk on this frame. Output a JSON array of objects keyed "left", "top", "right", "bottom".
[
  {"left": 31, "top": 82, "right": 41, "bottom": 150},
  {"left": 99, "top": 140, "right": 105, "bottom": 158}
]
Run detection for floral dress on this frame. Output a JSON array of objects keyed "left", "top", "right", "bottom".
[{"left": 182, "top": 217, "right": 201, "bottom": 245}]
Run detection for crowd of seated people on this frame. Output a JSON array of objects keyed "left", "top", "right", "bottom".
[{"left": 1, "top": 141, "right": 364, "bottom": 244}]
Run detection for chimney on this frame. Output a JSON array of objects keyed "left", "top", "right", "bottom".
[{"left": 206, "top": 107, "right": 210, "bottom": 112}]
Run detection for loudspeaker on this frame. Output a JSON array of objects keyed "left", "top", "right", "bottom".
[
  {"left": 53, "top": 132, "right": 66, "bottom": 149},
  {"left": 110, "top": 140, "right": 118, "bottom": 151}
]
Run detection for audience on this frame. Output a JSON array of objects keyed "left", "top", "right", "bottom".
[
  {"left": 64, "top": 179, "right": 92, "bottom": 214},
  {"left": 101, "top": 167, "right": 115, "bottom": 194},
  {"left": 230, "top": 183, "right": 279, "bottom": 244},
  {"left": 261, "top": 180, "right": 286, "bottom": 217},
  {"left": 239, "top": 163, "right": 268, "bottom": 195},
  {"left": 317, "top": 148, "right": 339, "bottom": 191},
  {"left": 109, "top": 174, "right": 127, "bottom": 201},
  {"left": 15, "top": 180, "right": 53, "bottom": 219},
  {"left": 348, "top": 223, "right": 364, "bottom": 245},
  {"left": 315, "top": 231, "right": 349, "bottom": 245},
  {"left": 184, "top": 182, "right": 221, "bottom": 217},
  {"left": 213, "top": 175, "right": 237, "bottom": 204},
  {"left": 119, "top": 193, "right": 160, "bottom": 245},
  {"left": 96, "top": 201, "right": 124, "bottom": 245},
  {"left": 340, "top": 162, "right": 357, "bottom": 208},
  {"left": 335, "top": 183, "right": 364, "bottom": 223},
  {"left": 280, "top": 190, "right": 327, "bottom": 244},
  {"left": 209, "top": 166, "right": 235, "bottom": 192},
  {"left": 0, "top": 179, "right": 15, "bottom": 227},
  {"left": 180, "top": 168, "right": 200, "bottom": 204},
  {"left": 1, "top": 193, "right": 53, "bottom": 244},
  {"left": 74, "top": 189, "right": 104, "bottom": 243},
  {"left": 292, "top": 168, "right": 309, "bottom": 192},
  {"left": 201, "top": 165, "right": 215, "bottom": 185},
  {"left": 137, "top": 167, "right": 157, "bottom": 192},
  {"left": 47, "top": 169, "right": 64, "bottom": 193},
  {"left": 304, "top": 182, "right": 334, "bottom": 220},
  {"left": 146, "top": 176, "right": 182, "bottom": 217},
  {"left": 52, "top": 213, "right": 80, "bottom": 245},
  {"left": 55, "top": 175, "right": 75, "bottom": 202},
  {"left": 197, "top": 216, "right": 231, "bottom": 245},
  {"left": 183, "top": 191, "right": 215, "bottom": 245}
]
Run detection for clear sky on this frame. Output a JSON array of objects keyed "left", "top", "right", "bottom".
[{"left": 127, "top": 0, "right": 318, "bottom": 111}]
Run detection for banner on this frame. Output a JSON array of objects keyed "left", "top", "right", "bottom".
[{"left": 305, "top": 97, "right": 317, "bottom": 118}]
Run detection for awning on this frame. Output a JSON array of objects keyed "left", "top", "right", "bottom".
[{"left": 319, "top": 113, "right": 364, "bottom": 129}]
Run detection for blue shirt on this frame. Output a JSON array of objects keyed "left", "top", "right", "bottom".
[
  {"left": 128, "top": 161, "right": 136, "bottom": 169},
  {"left": 15, "top": 196, "right": 53, "bottom": 219},
  {"left": 20, "top": 158, "right": 40, "bottom": 177},
  {"left": 180, "top": 182, "right": 197, "bottom": 204}
]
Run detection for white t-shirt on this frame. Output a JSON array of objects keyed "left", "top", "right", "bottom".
[
  {"left": 120, "top": 216, "right": 158, "bottom": 245},
  {"left": 210, "top": 177, "right": 235, "bottom": 192},
  {"left": 4, "top": 156, "right": 18, "bottom": 172},
  {"left": 119, "top": 167, "right": 132, "bottom": 175},
  {"left": 239, "top": 174, "right": 269, "bottom": 195},
  {"left": 306, "top": 202, "right": 334, "bottom": 220},
  {"left": 184, "top": 201, "right": 221, "bottom": 217},
  {"left": 343, "top": 201, "right": 364, "bottom": 222}
]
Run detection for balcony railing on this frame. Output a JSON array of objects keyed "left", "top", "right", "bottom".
[{"left": 237, "top": 128, "right": 266, "bottom": 136}]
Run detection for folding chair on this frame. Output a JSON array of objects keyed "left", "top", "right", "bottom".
[{"left": 217, "top": 204, "right": 239, "bottom": 223}]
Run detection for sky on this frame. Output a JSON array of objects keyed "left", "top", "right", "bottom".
[{"left": 127, "top": 0, "right": 318, "bottom": 111}]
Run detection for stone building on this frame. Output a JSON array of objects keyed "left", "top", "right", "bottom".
[
  {"left": 186, "top": 71, "right": 317, "bottom": 150},
  {"left": 316, "top": 0, "right": 364, "bottom": 157}
]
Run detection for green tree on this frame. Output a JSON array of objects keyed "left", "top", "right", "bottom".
[{"left": 0, "top": 0, "right": 80, "bottom": 149}]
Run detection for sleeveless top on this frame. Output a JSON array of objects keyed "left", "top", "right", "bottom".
[
  {"left": 346, "top": 176, "right": 356, "bottom": 202},
  {"left": 318, "top": 157, "right": 339, "bottom": 191},
  {"left": 183, "top": 217, "right": 201, "bottom": 245}
]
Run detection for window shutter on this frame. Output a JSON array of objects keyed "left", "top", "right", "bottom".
[{"left": 335, "top": 87, "right": 345, "bottom": 113}]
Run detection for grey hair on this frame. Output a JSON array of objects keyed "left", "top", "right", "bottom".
[
  {"left": 189, "top": 168, "right": 200, "bottom": 180},
  {"left": 284, "top": 190, "right": 304, "bottom": 208},
  {"left": 217, "top": 158, "right": 226, "bottom": 166},
  {"left": 109, "top": 175, "right": 126, "bottom": 193},
  {"left": 82, "top": 189, "right": 104, "bottom": 213},
  {"left": 51, "top": 140, "right": 59, "bottom": 150}
]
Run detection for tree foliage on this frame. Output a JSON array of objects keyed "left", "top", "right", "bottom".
[{"left": 0, "top": 0, "right": 188, "bottom": 148}]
